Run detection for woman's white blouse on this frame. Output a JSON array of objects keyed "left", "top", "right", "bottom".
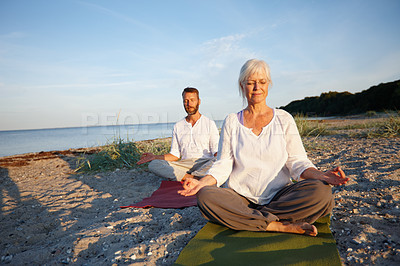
[{"left": 207, "top": 109, "right": 316, "bottom": 205}]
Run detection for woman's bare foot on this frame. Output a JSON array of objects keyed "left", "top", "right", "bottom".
[{"left": 266, "top": 221, "right": 318, "bottom": 236}]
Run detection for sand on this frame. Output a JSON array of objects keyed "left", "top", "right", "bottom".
[{"left": 1, "top": 118, "right": 399, "bottom": 265}]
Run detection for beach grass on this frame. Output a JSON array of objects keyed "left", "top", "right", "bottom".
[
  {"left": 75, "top": 110, "right": 172, "bottom": 173},
  {"left": 294, "top": 114, "right": 330, "bottom": 137},
  {"left": 329, "top": 113, "right": 400, "bottom": 138},
  {"left": 365, "top": 114, "right": 400, "bottom": 138},
  {"left": 75, "top": 137, "right": 170, "bottom": 173},
  {"left": 295, "top": 112, "right": 400, "bottom": 138}
]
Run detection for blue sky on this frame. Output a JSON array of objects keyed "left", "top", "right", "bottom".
[{"left": 1, "top": 0, "right": 399, "bottom": 131}]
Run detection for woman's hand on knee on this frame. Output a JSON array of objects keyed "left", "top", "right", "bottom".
[
  {"left": 302, "top": 166, "right": 349, "bottom": 186},
  {"left": 324, "top": 166, "right": 349, "bottom": 186},
  {"left": 178, "top": 175, "right": 217, "bottom": 196},
  {"left": 178, "top": 177, "right": 202, "bottom": 196}
]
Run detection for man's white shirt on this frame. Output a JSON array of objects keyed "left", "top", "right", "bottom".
[{"left": 170, "top": 115, "right": 219, "bottom": 160}]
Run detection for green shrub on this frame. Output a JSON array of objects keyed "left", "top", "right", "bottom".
[{"left": 76, "top": 137, "right": 171, "bottom": 173}]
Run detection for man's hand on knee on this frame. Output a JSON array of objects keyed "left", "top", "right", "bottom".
[{"left": 137, "top": 153, "right": 157, "bottom": 165}]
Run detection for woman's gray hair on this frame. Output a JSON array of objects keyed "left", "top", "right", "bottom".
[{"left": 238, "top": 59, "right": 272, "bottom": 101}]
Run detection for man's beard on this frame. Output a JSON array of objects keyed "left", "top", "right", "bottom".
[{"left": 185, "top": 103, "right": 199, "bottom": 115}]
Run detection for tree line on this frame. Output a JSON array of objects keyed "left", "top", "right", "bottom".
[{"left": 280, "top": 79, "right": 400, "bottom": 116}]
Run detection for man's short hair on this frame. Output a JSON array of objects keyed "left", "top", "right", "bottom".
[{"left": 182, "top": 87, "right": 199, "bottom": 98}]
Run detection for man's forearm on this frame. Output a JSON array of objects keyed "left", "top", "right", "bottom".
[{"left": 163, "top": 153, "right": 179, "bottom": 162}]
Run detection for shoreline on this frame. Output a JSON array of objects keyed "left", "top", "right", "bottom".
[
  {"left": 2, "top": 112, "right": 395, "bottom": 158},
  {"left": 1, "top": 118, "right": 399, "bottom": 265}
]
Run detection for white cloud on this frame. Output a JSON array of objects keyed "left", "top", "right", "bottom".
[
  {"left": 201, "top": 34, "right": 246, "bottom": 55},
  {"left": 194, "top": 33, "right": 255, "bottom": 75}
]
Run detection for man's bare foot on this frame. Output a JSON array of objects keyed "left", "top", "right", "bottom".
[{"left": 266, "top": 221, "right": 318, "bottom": 236}]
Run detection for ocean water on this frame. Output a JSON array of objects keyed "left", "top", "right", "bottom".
[{"left": 0, "top": 121, "right": 224, "bottom": 157}]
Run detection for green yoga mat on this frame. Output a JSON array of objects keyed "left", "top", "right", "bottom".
[{"left": 175, "top": 216, "right": 341, "bottom": 266}]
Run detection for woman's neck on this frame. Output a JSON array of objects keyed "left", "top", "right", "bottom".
[
  {"left": 243, "top": 103, "right": 274, "bottom": 135},
  {"left": 245, "top": 102, "right": 272, "bottom": 115}
]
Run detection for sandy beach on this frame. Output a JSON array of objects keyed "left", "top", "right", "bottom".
[{"left": 1, "top": 117, "right": 399, "bottom": 265}]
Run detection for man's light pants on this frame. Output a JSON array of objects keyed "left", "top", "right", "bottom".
[{"left": 148, "top": 157, "right": 216, "bottom": 181}]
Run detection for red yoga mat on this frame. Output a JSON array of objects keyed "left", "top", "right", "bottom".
[{"left": 120, "top": 180, "right": 198, "bottom": 209}]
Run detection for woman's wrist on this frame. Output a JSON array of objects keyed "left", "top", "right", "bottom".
[
  {"left": 200, "top": 175, "right": 217, "bottom": 187},
  {"left": 301, "top": 167, "right": 325, "bottom": 181}
]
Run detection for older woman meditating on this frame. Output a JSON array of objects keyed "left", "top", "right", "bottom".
[{"left": 179, "top": 59, "right": 348, "bottom": 236}]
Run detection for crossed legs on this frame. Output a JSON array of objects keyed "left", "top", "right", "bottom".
[
  {"left": 197, "top": 179, "right": 334, "bottom": 235},
  {"left": 148, "top": 157, "right": 216, "bottom": 181}
]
